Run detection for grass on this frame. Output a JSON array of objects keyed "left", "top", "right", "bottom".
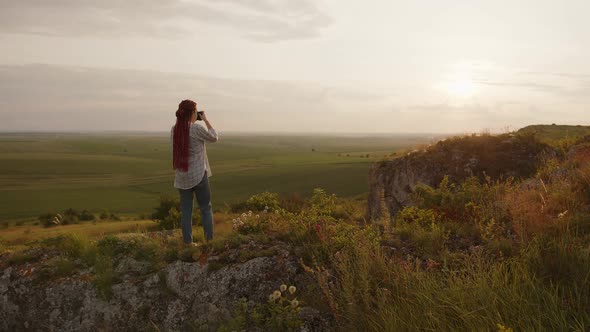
[
  {"left": 0, "top": 132, "right": 430, "bottom": 222},
  {"left": 518, "top": 124, "right": 590, "bottom": 144},
  {"left": 0, "top": 219, "right": 157, "bottom": 246}
]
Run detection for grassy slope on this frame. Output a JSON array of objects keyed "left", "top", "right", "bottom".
[
  {"left": 0, "top": 133, "right": 431, "bottom": 222},
  {"left": 517, "top": 124, "right": 590, "bottom": 143}
]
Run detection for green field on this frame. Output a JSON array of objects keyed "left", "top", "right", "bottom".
[{"left": 0, "top": 132, "right": 433, "bottom": 222}]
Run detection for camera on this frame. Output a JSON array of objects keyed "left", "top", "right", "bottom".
[{"left": 197, "top": 111, "right": 204, "bottom": 121}]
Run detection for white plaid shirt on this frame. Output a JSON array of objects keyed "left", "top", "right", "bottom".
[{"left": 170, "top": 123, "right": 218, "bottom": 189}]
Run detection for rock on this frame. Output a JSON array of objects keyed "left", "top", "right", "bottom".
[
  {"left": 115, "top": 257, "right": 152, "bottom": 276},
  {"left": 367, "top": 134, "right": 550, "bottom": 221},
  {"left": 0, "top": 250, "right": 323, "bottom": 331}
]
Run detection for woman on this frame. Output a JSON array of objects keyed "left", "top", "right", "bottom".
[{"left": 171, "top": 99, "right": 218, "bottom": 245}]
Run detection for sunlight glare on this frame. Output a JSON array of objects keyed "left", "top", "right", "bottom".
[{"left": 446, "top": 78, "right": 477, "bottom": 98}]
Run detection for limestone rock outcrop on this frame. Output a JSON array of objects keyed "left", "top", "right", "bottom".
[{"left": 367, "top": 134, "right": 550, "bottom": 221}]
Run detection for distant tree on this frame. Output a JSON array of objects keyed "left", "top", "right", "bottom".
[
  {"left": 62, "top": 208, "right": 79, "bottom": 225},
  {"left": 99, "top": 210, "right": 110, "bottom": 220},
  {"left": 79, "top": 209, "right": 95, "bottom": 221}
]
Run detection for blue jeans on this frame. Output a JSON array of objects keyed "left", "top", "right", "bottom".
[{"left": 178, "top": 172, "right": 214, "bottom": 243}]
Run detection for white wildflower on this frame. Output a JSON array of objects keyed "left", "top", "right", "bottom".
[
  {"left": 288, "top": 286, "right": 296, "bottom": 294},
  {"left": 256, "top": 214, "right": 260, "bottom": 218},
  {"left": 280, "top": 284, "right": 287, "bottom": 292},
  {"left": 291, "top": 299, "right": 299, "bottom": 308},
  {"left": 272, "top": 290, "right": 282, "bottom": 300}
]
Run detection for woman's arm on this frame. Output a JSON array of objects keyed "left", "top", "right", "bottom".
[{"left": 195, "top": 112, "right": 218, "bottom": 142}]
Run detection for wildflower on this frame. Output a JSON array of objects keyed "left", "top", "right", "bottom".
[
  {"left": 256, "top": 214, "right": 260, "bottom": 218},
  {"left": 264, "top": 206, "right": 269, "bottom": 210},
  {"left": 275, "top": 209, "right": 280, "bottom": 214},
  {"left": 280, "top": 284, "right": 287, "bottom": 292},
  {"left": 288, "top": 285, "right": 296, "bottom": 294},
  {"left": 268, "top": 294, "right": 274, "bottom": 301},
  {"left": 248, "top": 210, "right": 252, "bottom": 216},
  {"left": 272, "top": 290, "right": 282, "bottom": 300},
  {"left": 290, "top": 299, "right": 299, "bottom": 308}
]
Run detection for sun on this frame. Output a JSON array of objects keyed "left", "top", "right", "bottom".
[{"left": 445, "top": 78, "right": 477, "bottom": 98}]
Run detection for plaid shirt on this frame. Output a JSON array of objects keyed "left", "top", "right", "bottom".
[{"left": 170, "top": 123, "right": 219, "bottom": 189}]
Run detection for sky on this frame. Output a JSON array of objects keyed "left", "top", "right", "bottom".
[{"left": 0, "top": 0, "right": 589, "bottom": 133}]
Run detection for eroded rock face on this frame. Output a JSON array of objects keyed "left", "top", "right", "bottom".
[
  {"left": 0, "top": 252, "right": 321, "bottom": 332},
  {"left": 367, "top": 135, "right": 550, "bottom": 221}
]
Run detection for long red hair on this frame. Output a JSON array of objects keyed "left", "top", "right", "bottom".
[{"left": 173, "top": 100, "right": 196, "bottom": 171}]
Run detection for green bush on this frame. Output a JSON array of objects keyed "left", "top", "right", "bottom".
[
  {"left": 155, "top": 207, "right": 180, "bottom": 230},
  {"left": 79, "top": 209, "right": 95, "bottom": 221},
  {"left": 246, "top": 192, "right": 280, "bottom": 212},
  {"left": 39, "top": 213, "right": 57, "bottom": 228},
  {"left": 99, "top": 210, "right": 109, "bottom": 220},
  {"left": 41, "top": 234, "right": 87, "bottom": 258},
  {"left": 395, "top": 206, "right": 440, "bottom": 227},
  {"left": 310, "top": 188, "right": 336, "bottom": 217},
  {"left": 151, "top": 195, "right": 179, "bottom": 221}
]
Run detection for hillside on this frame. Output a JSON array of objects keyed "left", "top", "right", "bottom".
[
  {"left": 1, "top": 129, "right": 590, "bottom": 331},
  {"left": 517, "top": 124, "right": 590, "bottom": 144}
]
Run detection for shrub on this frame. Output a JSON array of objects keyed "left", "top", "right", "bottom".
[
  {"left": 99, "top": 210, "right": 110, "bottom": 220},
  {"left": 58, "top": 208, "right": 79, "bottom": 225},
  {"left": 395, "top": 206, "right": 440, "bottom": 227},
  {"left": 151, "top": 195, "right": 180, "bottom": 220},
  {"left": 39, "top": 213, "right": 57, "bottom": 227},
  {"left": 310, "top": 188, "right": 336, "bottom": 217},
  {"left": 41, "top": 234, "right": 87, "bottom": 258},
  {"left": 79, "top": 209, "right": 95, "bottom": 221},
  {"left": 156, "top": 207, "right": 181, "bottom": 230},
  {"left": 246, "top": 192, "right": 280, "bottom": 212},
  {"left": 96, "top": 235, "right": 134, "bottom": 256}
]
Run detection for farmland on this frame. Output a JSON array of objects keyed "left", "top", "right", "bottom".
[{"left": 0, "top": 131, "right": 435, "bottom": 223}]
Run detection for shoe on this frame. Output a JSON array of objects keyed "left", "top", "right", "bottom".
[{"left": 184, "top": 242, "right": 199, "bottom": 247}]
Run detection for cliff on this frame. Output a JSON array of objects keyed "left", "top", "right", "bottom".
[{"left": 367, "top": 134, "right": 551, "bottom": 221}]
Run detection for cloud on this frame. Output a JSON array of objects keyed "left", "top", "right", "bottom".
[
  {"left": 1, "top": 64, "right": 587, "bottom": 134},
  {"left": 0, "top": 64, "right": 392, "bottom": 132},
  {"left": 473, "top": 80, "right": 563, "bottom": 93},
  {"left": 0, "top": 0, "right": 332, "bottom": 42}
]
